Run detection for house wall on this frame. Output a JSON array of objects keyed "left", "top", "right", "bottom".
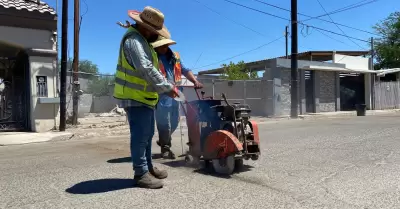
[
  {"left": 318, "top": 71, "right": 336, "bottom": 112},
  {"left": 0, "top": 26, "right": 55, "bottom": 50},
  {"left": 264, "top": 66, "right": 336, "bottom": 116},
  {"left": 271, "top": 68, "right": 302, "bottom": 116},
  {"left": 0, "top": 26, "right": 58, "bottom": 132},
  {"left": 29, "top": 56, "right": 58, "bottom": 132}
]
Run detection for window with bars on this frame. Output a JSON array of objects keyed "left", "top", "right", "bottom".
[{"left": 36, "top": 76, "right": 48, "bottom": 97}]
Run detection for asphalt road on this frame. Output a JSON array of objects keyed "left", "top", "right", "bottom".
[{"left": 1, "top": 115, "right": 400, "bottom": 209}]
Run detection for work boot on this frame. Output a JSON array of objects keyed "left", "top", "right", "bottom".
[
  {"left": 150, "top": 167, "right": 168, "bottom": 179},
  {"left": 161, "top": 148, "right": 176, "bottom": 160},
  {"left": 133, "top": 172, "right": 163, "bottom": 189}
]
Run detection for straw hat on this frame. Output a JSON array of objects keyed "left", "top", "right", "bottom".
[
  {"left": 151, "top": 36, "right": 176, "bottom": 48},
  {"left": 128, "top": 6, "right": 171, "bottom": 39}
]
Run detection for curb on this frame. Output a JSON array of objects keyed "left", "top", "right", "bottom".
[{"left": 0, "top": 132, "right": 74, "bottom": 146}]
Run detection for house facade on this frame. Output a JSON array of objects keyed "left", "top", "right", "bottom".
[
  {"left": 197, "top": 51, "right": 375, "bottom": 117},
  {"left": 0, "top": 0, "right": 59, "bottom": 132}
]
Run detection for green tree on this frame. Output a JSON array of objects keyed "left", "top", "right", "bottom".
[
  {"left": 220, "top": 61, "right": 258, "bottom": 80},
  {"left": 58, "top": 59, "right": 114, "bottom": 96},
  {"left": 58, "top": 58, "right": 99, "bottom": 74},
  {"left": 87, "top": 75, "right": 115, "bottom": 97},
  {"left": 373, "top": 12, "right": 400, "bottom": 70}
]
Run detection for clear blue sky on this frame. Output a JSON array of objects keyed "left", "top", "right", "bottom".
[{"left": 47, "top": 0, "right": 399, "bottom": 74}]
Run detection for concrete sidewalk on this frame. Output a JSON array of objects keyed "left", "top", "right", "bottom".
[{"left": 0, "top": 131, "right": 73, "bottom": 146}]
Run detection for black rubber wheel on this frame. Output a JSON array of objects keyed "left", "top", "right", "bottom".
[
  {"left": 235, "top": 158, "right": 244, "bottom": 170},
  {"left": 204, "top": 160, "right": 212, "bottom": 170},
  {"left": 212, "top": 156, "right": 235, "bottom": 175}
]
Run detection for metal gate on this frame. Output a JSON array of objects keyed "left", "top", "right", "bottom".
[{"left": 0, "top": 53, "right": 29, "bottom": 131}]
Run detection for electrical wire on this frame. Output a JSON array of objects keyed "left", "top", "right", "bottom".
[
  {"left": 252, "top": 0, "right": 380, "bottom": 36},
  {"left": 194, "top": 36, "right": 284, "bottom": 70},
  {"left": 315, "top": 0, "right": 366, "bottom": 49},
  {"left": 305, "top": 24, "right": 369, "bottom": 43},
  {"left": 316, "top": 30, "right": 351, "bottom": 46},
  {"left": 191, "top": 0, "right": 267, "bottom": 37},
  {"left": 190, "top": 0, "right": 313, "bottom": 51},
  {"left": 302, "top": 0, "right": 380, "bottom": 22},
  {"left": 222, "top": 0, "right": 288, "bottom": 21},
  {"left": 221, "top": 0, "right": 370, "bottom": 43}
]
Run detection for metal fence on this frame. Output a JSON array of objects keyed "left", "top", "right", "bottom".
[
  {"left": 195, "top": 78, "right": 268, "bottom": 116},
  {"left": 60, "top": 72, "right": 115, "bottom": 117},
  {"left": 374, "top": 81, "right": 400, "bottom": 110}
]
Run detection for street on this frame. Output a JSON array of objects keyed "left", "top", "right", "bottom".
[{"left": 1, "top": 115, "right": 400, "bottom": 209}]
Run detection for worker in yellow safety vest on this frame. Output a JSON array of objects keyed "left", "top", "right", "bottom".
[
  {"left": 114, "top": 7, "right": 179, "bottom": 189},
  {"left": 151, "top": 36, "right": 203, "bottom": 159}
]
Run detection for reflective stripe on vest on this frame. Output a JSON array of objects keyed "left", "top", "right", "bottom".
[
  {"left": 159, "top": 51, "right": 182, "bottom": 85},
  {"left": 113, "top": 27, "right": 160, "bottom": 106}
]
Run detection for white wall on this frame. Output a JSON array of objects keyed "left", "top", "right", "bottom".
[
  {"left": 0, "top": 26, "right": 55, "bottom": 50},
  {"left": 29, "top": 56, "right": 58, "bottom": 132},
  {"left": 334, "top": 54, "right": 369, "bottom": 70}
]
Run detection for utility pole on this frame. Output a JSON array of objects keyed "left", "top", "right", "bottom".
[
  {"left": 59, "top": 0, "right": 68, "bottom": 131},
  {"left": 290, "top": 0, "right": 299, "bottom": 118},
  {"left": 285, "top": 25, "right": 289, "bottom": 58},
  {"left": 370, "top": 37, "right": 375, "bottom": 110},
  {"left": 55, "top": 0, "right": 59, "bottom": 96},
  {"left": 72, "top": 0, "right": 80, "bottom": 125}
]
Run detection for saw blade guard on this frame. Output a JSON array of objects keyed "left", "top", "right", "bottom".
[{"left": 203, "top": 130, "right": 243, "bottom": 159}]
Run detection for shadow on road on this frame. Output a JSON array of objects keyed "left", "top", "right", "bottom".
[
  {"left": 107, "top": 157, "right": 131, "bottom": 163},
  {"left": 65, "top": 179, "right": 134, "bottom": 194},
  {"left": 162, "top": 159, "right": 254, "bottom": 179},
  {"left": 107, "top": 154, "right": 164, "bottom": 164}
]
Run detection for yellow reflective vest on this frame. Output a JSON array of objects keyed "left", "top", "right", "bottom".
[{"left": 113, "top": 27, "right": 160, "bottom": 107}]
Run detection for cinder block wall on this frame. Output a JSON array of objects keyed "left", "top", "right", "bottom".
[
  {"left": 319, "top": 71, "right": 336, "bottom": 112},
  {"left": 278, "top": 69, "right": 301, "bottom": 116}
]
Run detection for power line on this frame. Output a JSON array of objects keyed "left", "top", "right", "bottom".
[
  {"left": 316, "top": 30, "right": 352, "bottom": 46},
  {"left": 194, "top": 36, "right": 284, "bottom": 70},
  {"left": 222, "top": 0, "right": 288, "bottom": 21},
  {"left": 191, "top": 0, "right": 267, "bottom": 37},
  {"left": 304, "top": 24, "right": 369, "bottom": 43},
  {"left": 315, "top": 0, "right": 366, "bottom": 49},
  {"left": 253, "top": 0, "right": 379, "bottom": 36},
  {"left": 221, "top": 0, "right": 370, "bottom": 43},
  {"left": 302, "top": 0, "right": 380, "bottom": 22},
  {"left": 191, "top": 0, "right": 314, "bottom": 51}
]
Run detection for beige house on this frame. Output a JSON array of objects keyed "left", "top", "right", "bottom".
[{"left": 0, "top": 0, "right": 58, "bottom": 132}]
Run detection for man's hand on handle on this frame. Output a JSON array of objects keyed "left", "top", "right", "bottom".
[
  {"left": 167, "top": 86, "right": 180, "bottom": 98},
  {"left": 194, "top": 81, "right": 203, "bottom": 89}
]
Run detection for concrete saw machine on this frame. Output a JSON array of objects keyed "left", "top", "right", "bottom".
[{"left": 181, "top": 89, "right": 261, "bottom": 175}]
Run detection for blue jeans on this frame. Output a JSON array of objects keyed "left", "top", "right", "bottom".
[
  {"left": 125, "top": 106, "right": 155, "bottom": 176},
  {"left": 155, "top": 103, "right": 180, "bottom": 149}
]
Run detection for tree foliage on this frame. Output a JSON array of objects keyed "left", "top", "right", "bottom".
[
  {"left": 58, "top": 58, "right": 99, "bottom": 74},
  {"left": 373, "top": 11, "right": 400, "bottom": 69},
  {"left": 58, "top": 58, "right": 114, "bottom": 96},
  {"left": 220, "top": 61, "right": 258, "bottom": 80},
  {"left": 87, "top": 75, "right": 115, "bottom": 97}
]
